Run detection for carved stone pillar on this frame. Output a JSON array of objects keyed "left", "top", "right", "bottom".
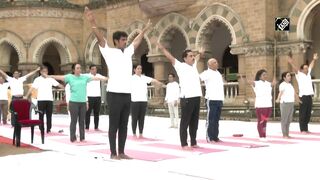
[
  {"left": 0, "top": 65, "right": 11, "bottom": 73},
  {"left": 147, "top": 54, "right": 166, "bottom": 105},
  {"left": 18, "top": 62, "right": 39, "bottom": 82},
  {"left": 60, "top": 63, "right": 74, "bottom": 74}
]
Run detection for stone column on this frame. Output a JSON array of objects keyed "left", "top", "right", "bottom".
[
  {"left": 147, "top": 54, "right": 167, "bottom": 105},
  {"left": 60, "top": 63, "right": 74, "bottom": 74},
  {"left": 0, "top": 65, "right": 11, "bottom": 73},
  {"left": 18, "top": 63, "right": 39, "bottom": 81}
]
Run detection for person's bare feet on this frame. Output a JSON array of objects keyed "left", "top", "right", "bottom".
[
  {"left": 118, "top": 153, "right": 133, "bottom": 160},
  {"left": 191, "top": 144, "right": 200, "bottom": 148},
  {"left": 110, "top": 154, "right": 120, "bottom": 160},
  {"left": 181, "top": 146, "right": 193, "bottom": 151},
  {"left": 139, "top": 134, "right": 143, "bottom": 139}
]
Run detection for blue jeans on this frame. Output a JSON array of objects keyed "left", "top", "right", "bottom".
[{"left": 207, "top": 100, "right": 223, "bottom": 141}]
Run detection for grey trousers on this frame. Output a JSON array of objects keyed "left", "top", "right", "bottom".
[
  {"left": 69, "top": 101, "right": 86, "bottom": 142},
  {"left": 280, "top": 102, "right": 294, "bottom": 136}
]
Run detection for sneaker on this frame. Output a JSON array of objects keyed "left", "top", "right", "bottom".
[{"left": 118, "top": 153, "right": 133, "bottom": 160}]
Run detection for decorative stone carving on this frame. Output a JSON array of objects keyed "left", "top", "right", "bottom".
[
  {"left": 0, "top": 8, "right": 82, "bottom": 19},
  {"left": 276, "top": 41, "right": 312, "bottom": 55}
]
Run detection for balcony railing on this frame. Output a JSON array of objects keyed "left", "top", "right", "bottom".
[{"left": 51, "top": 80, "right": 320, "bottom": 104}]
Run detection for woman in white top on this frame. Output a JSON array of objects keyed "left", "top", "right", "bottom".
[
  {"left": 26, "top": 65, "right": 64, "bottom": 133},
  {"left": 164, "top": 73, "right": 180, "bottom": 128},
  {"left": 131, "top": 64, "right": 162, "bottom": 138},
  {"left": 250, "top": 69, "right": 275, "bottom": 139},
  {"left": 276, "top": 72, "right": 301, "bottom": 138}
]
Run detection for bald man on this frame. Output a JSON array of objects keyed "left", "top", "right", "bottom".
[{"left": 200, "top": 58, "right": 224, "bottom": 143}]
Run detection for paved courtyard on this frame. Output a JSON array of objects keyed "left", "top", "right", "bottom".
[{"left": 0, "top": 114, "right": 320, "bottom": 180}]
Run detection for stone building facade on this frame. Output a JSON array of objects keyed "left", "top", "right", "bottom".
[{"left": 1, "top": 0, "right": 320, "bottom": 115}]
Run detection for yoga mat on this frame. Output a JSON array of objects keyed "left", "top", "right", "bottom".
[
  {"left": 143, "top": 142, "right": 226, "bottom": 153},
  {"left": 197, "top": 139, "right": 267, "bottom": 147},
  {"left": 92, "top": 149, "right": 181, "bottom": 162},
  {"left": 222, "top": 137, "right": 296, "bottom": 145},
  {"left": 52, "top": 138, "right": 106, "bottom": 146}
]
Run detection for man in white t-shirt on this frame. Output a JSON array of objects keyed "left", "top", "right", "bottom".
[
  {"left": 85, "top": 7, "right": 152, "bottom": 159},
  {"left": 165, "top": 73, "right": 180, "bottom": 128},
  {"left": 200, "top": 58, "right": 224, "bottom": 143},
  {"left": 0, "top": 67, "right": 40, "bottom": 126},
  {"left": 85, "top": 64, "right": 108, "bottom": 131},
  {"left": 158, "top": 43, "right": 204, "bottom": 150},
  {"left": 26, "top": 65, "right": 64, "bottom": 133},
  {"left": 0, "top": 76, "right": 9, "bottom": 124},
  {"left": 288, "top": 53, "right": 317, "bottom": 134}
]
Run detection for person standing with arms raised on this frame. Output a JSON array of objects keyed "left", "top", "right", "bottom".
[
  {"left": 158, "top": 43, "right": 203, "bottom": 150},
  {"left": 25, "top": 65, "right": 64, "bottom": 133},
  {"left": 288, "top": 53, "right": 317, "bottom": 134},
  {"left": 200, "top": 58, "right": 224, "bottom": 143},
  {"left": 0, "top": 67, "right": 40, "bottom": 125},
  {"left": 85, "top": 64, "right": 108, "bottom": 131},
  {"left": 85, "top": 7, "right": 152, "bottom": 159}
]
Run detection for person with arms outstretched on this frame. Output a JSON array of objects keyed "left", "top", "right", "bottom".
[
  {"left": 0, "top": 67, "right": 40, "bottom": 125},
  {"left": 25, "top": 65, "right": 64, "bottom": 133},
  {"left": 287, "top": 52, "right": 317, "bottom": 134},
  {"left": 85, "top": 7, "right": 152, "bottom": 159},
  {"left": 157, "top": 42, "right": 203, "bottom": 150}
]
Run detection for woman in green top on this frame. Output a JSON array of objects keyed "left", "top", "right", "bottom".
[{"left": 51, "top": 63, "right": 108, "bottom": 142}]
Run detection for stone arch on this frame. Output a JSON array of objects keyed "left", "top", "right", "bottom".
[
  {"left": 84, "top": 28, "right": 107, "bottom": 65},
  {"left": 29, "top": 31, "right": 79, "bottom": 64},
  {"left": 152, "top": 13, "right": 191, "bottom": 52},
  {"left": 126, "top": 21, "right": 152, "bottom": 51},
  {"left": 289, "top": 0, "right": 320, "bottom": 40},
  {"left": 0, "top": 30, "right": 25, "bottom": 64},
  {"left": 192, "top": 3, "right": 247, "bottom": 48}
]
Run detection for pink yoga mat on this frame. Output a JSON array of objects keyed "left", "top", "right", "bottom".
[
  {"left": 92, "top": 149, "right": 181, "bottom": 161},
  {"left": 126, "top": 135, "right": 160, "bottom": 142},
  {"left": 143, "top": 143, "right": 226, "bottom": 153},
  {"left": 290, "top": 131, "right": 320, "bottom": 136},
  {"left": 197, "top": 139, "right": 268, "bottom": 147},
  {"left": 52, "top": 138, "right": 106, "bottom": 146},
  {"left": 269, "top": 135, "right": 320, "bottom": 141},
  {"left": 223, "top": 137, "right": 296, "bottom": 145}
]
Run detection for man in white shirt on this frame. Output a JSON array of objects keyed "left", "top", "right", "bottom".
[
  {"left": 130, "top": 64, "right": 162, "bottom": 138},
  {"left": 158, "top": 43, "right": 203, "bottom": 150},
  {"left": 85, "top": 64, "right": 108, "bottom": 131},
  {"left": 0, "top": 76, "right": 9, "bottom": 124},
  {"left": 85, "top": 7, "right": 151, "bottom": 159},
  {"left": 200, "top": 58, "right": 224, "bottom": 142},
  {"left": 288, "top": 53, "right": 317, "bottom": 134},
  {"left": 0, "top": 67, "right": 40, "bottom": 126},
  {"left": 25, "top": 65, "right": 64, "bottom": 133},
  {"left": 164, "top": 73, "right": 180, "bottom": 128}
]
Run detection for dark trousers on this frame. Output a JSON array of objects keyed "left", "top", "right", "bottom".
[
  {"left": 38, "top": 101, "right": 53, "bottom": 132},
  {"left": 299, "top": 95, "right": 312, "bottom": 132},
  {"left": 256, "top": 107, "right": 272, "bottom": 138},
  {"left": 180, "top": 97, "right": 200, "bottom": 147},
  {"left": 85, "top": 97, "right": 101, "bottom": 129},
  {"left": 131, "top": 101, "right": 147, "bottom": 135},
  {"left": 107, "top": 92, "right": 131, "bottom": 156},
  {"left": 10, "top": 96, "right": 23, "bottom": 126},
  {"left": 206, "top": 100, "right": 223, "bottom": 141},
  {"left": 69, "top": 101, "right": 86, "bottom": 142}
]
